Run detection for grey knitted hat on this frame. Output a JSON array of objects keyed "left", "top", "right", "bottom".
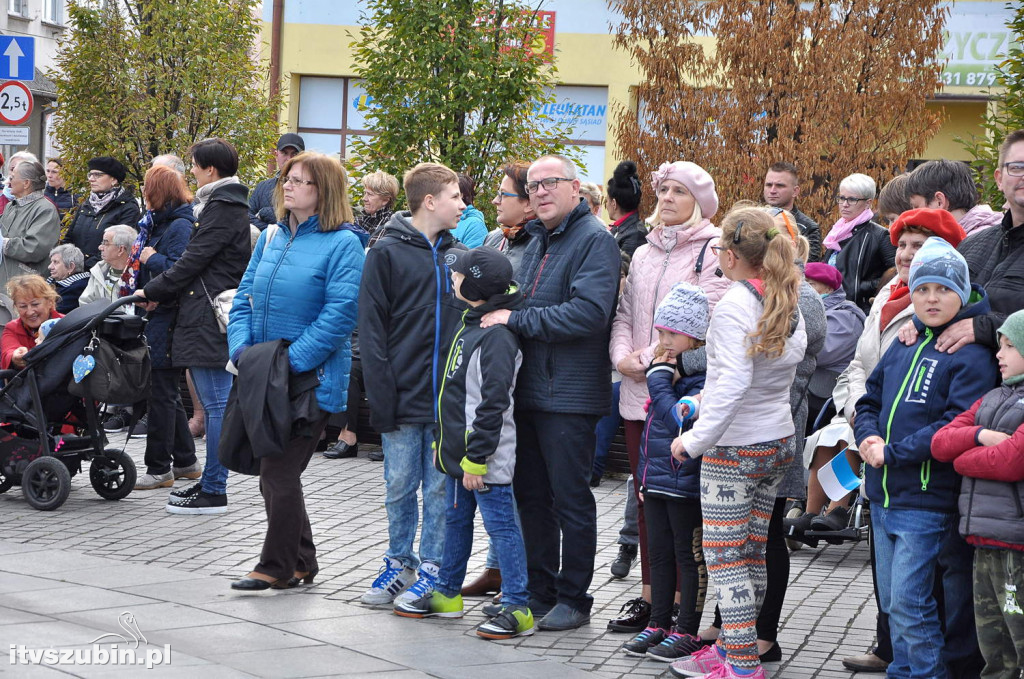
[{"left": 653, "top": 282, "right": 710, "bottom": 341}]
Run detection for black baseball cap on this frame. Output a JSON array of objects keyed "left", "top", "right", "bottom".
[
  {"left": 445, "top": 247, "right": 513, "bottom": 302},
  {"left": 277, "top": 133, "right": 305, "bottom": 152}
]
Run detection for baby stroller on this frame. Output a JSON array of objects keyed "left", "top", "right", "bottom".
[{"left": 0, "top": 296, "right": 149, "bottom": 510}]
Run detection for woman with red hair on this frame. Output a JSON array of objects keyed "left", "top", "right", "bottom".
[{"left": 132, "top": 164, "right": 202, "bottom": 491}]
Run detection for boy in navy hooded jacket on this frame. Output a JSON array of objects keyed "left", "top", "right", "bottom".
[{"left": 855, "top": 237, "right": 999, "bottom": 679}]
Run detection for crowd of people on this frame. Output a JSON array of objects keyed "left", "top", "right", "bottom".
[{"left": 5, "top": 128, "right": 1024, "bottom": 678}]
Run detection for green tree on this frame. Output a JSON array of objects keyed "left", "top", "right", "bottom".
[
  {"left": 48, "top": 0, "right": 279, "bottom": 191},
  {"left": 350, "top": 0, "right": 574, "bottom": 203},
  {"left": 959, "top": 1, "right": 1024, "bottom": 207}
]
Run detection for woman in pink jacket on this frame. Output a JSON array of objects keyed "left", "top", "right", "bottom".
[{"left": 608, "top": 161, "right": 731, "bottom": 616}]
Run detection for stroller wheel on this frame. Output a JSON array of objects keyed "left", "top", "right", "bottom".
[
  {"left": 90, "top": 449, "right": 136, "bottom": 501},
  {"left": 22, "top": 456, "right": 71, "bottom": 510}
]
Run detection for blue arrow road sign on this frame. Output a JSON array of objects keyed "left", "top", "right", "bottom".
[{"left": 0, "top": 37, "right": 34, "bottom": 81}]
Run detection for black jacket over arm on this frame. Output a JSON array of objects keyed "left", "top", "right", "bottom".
[
  {"left": 959, "top": 210, "right": 1024, "bottom": 350},
  {"left": 143, "top": 181, "right": 251, "bottom": 369}
]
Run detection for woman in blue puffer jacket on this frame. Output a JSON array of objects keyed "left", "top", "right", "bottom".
[{"left": 227, "top": 152, "right": 366, "bottom": 591}]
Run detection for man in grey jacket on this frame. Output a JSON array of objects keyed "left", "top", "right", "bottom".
[
  {"left": 0, "top": 160, "right": 60, "bottom": 322},
  {"left": 482, "top": 154, "right": 620, "bottom": 631}
]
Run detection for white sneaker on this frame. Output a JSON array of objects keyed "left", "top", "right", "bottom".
[
  {"left": 360, "top": 557, "right": 415, "bottom": 606},
  {"left": 393, "top": 561, "right": 440, "bottom": 608}
]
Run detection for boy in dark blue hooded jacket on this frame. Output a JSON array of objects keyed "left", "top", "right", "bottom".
[{"left": 855, "top": 237, "right": 999, "bottom": 679}]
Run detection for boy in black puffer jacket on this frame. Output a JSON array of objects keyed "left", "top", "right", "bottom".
[
  {"left": 393, "top": 246, "right": 532, "bottom": 641},
  {"left": 933, "top": 308, "right": 1024, "bottom": 677}
]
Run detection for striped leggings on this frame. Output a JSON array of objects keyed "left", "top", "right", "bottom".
[{"left": 700, "top": 437, "right": 790, "bottom": 668}]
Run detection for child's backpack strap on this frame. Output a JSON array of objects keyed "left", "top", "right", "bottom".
[{"left": 739, "top": 279, "right": 800, "bottom": 337}]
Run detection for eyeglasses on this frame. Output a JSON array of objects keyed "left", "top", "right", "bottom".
[
  {"left": 710, "top": 245, "right": 726, "bottom": 255},
  {"left": 524, "top": 177, "right": 572, "bottom": 195},
  {"left": 1003, "top": 162, "right": 1024, "bottom": 178},
  {"left": 495, "top": 191, "right": 521, "bottom": 201},
  {"left": 281, "top": 176, "right": 315, "bottom": 187},
  {"left": 86, "top": 171, "right": 108, "bottom": 180},
  {"left": 836, "top": 195, "right": 868, "bottom": 205}
]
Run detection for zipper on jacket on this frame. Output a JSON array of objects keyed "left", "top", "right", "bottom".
[
  {"left": 881, "top": 327, "right": 934, "bottom": 507},
  {"left": 431, "top": 241, "right": 444, "bottom": 413},
  {"left": 435, "top": 311, "right": 468, "bottom": 476},
  {"left": 261, "top": 227, "right": 295, "bottom": 342},
  {"left": 529, "top": 254, "right": 551, "bottom": 298},
  {"left": 853, "top": 231, "right": 867, "bottom": 302},
  {"left": 920, "top": 459, "right": 930, "bottom": 491}
]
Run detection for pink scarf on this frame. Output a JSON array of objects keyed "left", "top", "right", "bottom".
[{"left": 823, "top": 207, "right": 874, "bottom": 253}]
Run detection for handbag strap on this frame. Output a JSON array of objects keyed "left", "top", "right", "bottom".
[{"left": 198, "top": 277, "right": 217, "bottom": 311}]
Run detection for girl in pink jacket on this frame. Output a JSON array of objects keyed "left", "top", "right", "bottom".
[{"left": 608, "top": 161, "right": 731, "bottom": 611}]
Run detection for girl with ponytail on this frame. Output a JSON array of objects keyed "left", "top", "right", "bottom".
[{"left": 668, "top": 207, "right": 807, "bottom": 679}]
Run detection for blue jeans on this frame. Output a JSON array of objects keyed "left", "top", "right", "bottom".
[
  {"left": 591, "top": 381, "right": 621, "bottom": 480},
  {"left": 381, "top": 423, "right": 446, "bottom": 569},
  {"left": 484, "top": 493, "right": 522, "bottom": 570},
  {"left": 437, "top": 478, "right": 529, "bottom": 607},
  {"left": 872, "top": 505, "right": 976, "bottom": 679},
  {"left": 190, "top": 366, "right": 232, "bottom": 495}
]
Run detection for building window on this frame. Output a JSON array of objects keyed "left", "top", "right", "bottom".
[
  {"left": 297, "top": 76, "right": 372, "bottom": 159},
  {"left": 8, "top": 0, "right": 27, "bottom": 17},
  {"left": 43, "top": 0, "right": 64, "bottom": 24}
]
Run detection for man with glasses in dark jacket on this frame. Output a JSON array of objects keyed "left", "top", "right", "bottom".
[{"left": 481, "top": 154, "right": 620, "bottom": 631}]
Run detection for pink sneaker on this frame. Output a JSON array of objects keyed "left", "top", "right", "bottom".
[
  {"left": 669, "top": 644, "right": 725, "bottom": 677},
  {"left": 693, "top": 663, "right": 767, "bottom": 679}
]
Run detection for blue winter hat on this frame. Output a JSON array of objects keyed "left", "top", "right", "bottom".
[
  {"left": 908, "top": 236, "right": 970, "bottom": 305},
  {"left": 654, "top": 282, "right": 710, "bottom": 341}
]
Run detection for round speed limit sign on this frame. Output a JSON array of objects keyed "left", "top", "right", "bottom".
[{"left": 0, "top": 81, "right": 32, "bottom": 125}]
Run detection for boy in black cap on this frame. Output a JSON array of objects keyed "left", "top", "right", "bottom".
[{"left": 394, "top": 246, "right": 534, "bottom": 640}]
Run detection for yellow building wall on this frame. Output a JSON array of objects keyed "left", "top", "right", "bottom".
[{"left": 270, "top": 13, "right": 1001, "bottom": 180}]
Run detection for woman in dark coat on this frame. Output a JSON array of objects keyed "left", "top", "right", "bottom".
[
  {"left": 64, "top": 156, "right": 142, "bottom": 269},
  {"left": 140, "top": 138, "right": 250, "bottom": 515},
  {"left": 606, "top": 160, "right": 646, "bottom": 257},
  {"left": 822, "top": 173, "right": 897, "bottom": 314},
  {"left": 132, "top": 165, "right": 201, "bottom": 491}
]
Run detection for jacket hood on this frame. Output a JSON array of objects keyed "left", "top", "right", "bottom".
[
  {"left": 459, "top": 205, "right": 484, "bottom": 223},
  {"left": 465, "top": 285, "right": 525, "bottom": 319},
  {"left": 379, "top": 211, "right": 458, "bottom": 249},
  {"left": 646, "top": 217, "right": 720, "bottom": 251},
  {"left": 208, "top": 181, "right": 250, "bottom": 207},
  {"left": 154, "top": 201, "right": 195, "bottom": 225},
  {"left": 911, "top": 283, "right": 991, "bottom": 333}
]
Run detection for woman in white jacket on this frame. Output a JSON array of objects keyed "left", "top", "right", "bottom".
[{"left": 669, "top": 207, "right": 806, "bottom": 679}]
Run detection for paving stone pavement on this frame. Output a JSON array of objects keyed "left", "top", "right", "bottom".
[{"left": 0, "top": 436, "right": 878, "bottom": 677}]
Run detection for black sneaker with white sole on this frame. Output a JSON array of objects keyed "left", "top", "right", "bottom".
[
  {"left": 170, "top": 481, "right": 202, "bottom": 499},
  {"left": 128, "top": 414, "right": 148, "bottom": 439},
  {"left": 166, "top": 490, "right": 227, "bottom": 514},
  {"left": 102, "top": 410, "right": 131, "bottom": 433}
]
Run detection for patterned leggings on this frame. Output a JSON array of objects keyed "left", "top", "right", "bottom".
[{"left": 700, "top": 437, "right": 790, "bottom": 668}]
